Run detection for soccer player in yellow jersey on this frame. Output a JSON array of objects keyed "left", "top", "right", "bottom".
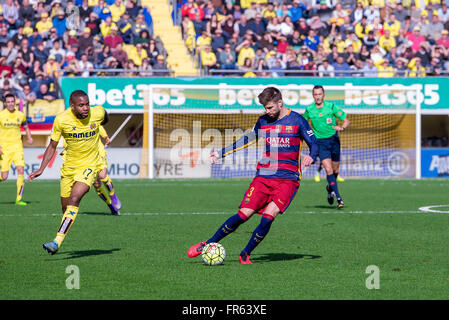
[
  {"left": 28, "top": 90, "right": 108, "bottom": 255},
  {"left": 0, "top": 93, "right": 33, "bottom": 205},
  {"left": 93, "top": 125, "right": 122, "bottom": 214},
  {"left": 60, "top": 124, "right": 122, "bottom": 215}
]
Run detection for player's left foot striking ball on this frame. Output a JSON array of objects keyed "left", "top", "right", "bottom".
[
  {"left": 326, "top": 185, "right": 335, "bottom": 205},
  {"left": 15, "top": 200, "right": 27, "bottom": 206},
  {"left": 337, "top": 198, "right": 344, "bottom": 209},
  {"left": 239, "top": 254, "right": 252, "bottom": 264},
  {"left": 187, "top": 241, "right": 207, "bottom": 258},
  {"left": 314, "top": 172, "right": 320, "bottom": 182},
  {"left": 43, "top": 240, "right": 59, "bottom": 255}
]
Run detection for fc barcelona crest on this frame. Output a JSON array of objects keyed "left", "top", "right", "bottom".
[{"left": 286, "top": 126, "right": 293, "bottom": 133}]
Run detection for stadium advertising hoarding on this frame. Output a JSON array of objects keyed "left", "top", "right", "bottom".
[
  {"left": 211, "top": 148, "right": 416, "bottom": 179},
  {"left": 9, "top": 148, "right": 211, "bottom": 180},
  {"left": 59, "top": 77, "right": 449, "bottom": 113},
  {"left": 421, "top": 148, "right": 449, "bottom": 177}
]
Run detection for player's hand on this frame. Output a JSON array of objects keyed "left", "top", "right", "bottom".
[
  {"left": 209, "top": 151, "right": 219, "bottom": 164},
  {"left": 27, "top": 137, "right": 33, "bottom": 145},
  {"left": 28, "top": 169, "right": 43, "bottom": 182},
  {"left": 105, "top": 136, "right": 111, "bottom": 146},
  {"left": 301, "top": 155, "right": 314, "bottom": 168},
  {"left": 332, "top": 125, "right": 344, "bottom": 132}
]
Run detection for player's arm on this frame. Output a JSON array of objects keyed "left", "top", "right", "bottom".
[
  {"left": 28, "top": 139, "right": 58, "bottom": 182},
  {"left": 101, "top": 109, "right": 109, "bottom": 126},
  {"left": 210, "top": 119, "right": 261, "bottom": 164},
  {"left": 99, "top": 125, "right": 110, "bottom": 146},
  {"left": 22, "top": 119, "right": 33, "bottom": 145},
  {"left": 298, "top": 115, "right": 319, "bottom": 167},
  {"left": 29, "top": 116, "right": 62, "bottom": 181},
  {"left": 331, "top": 103, "right": 350, "bottom": 132}
]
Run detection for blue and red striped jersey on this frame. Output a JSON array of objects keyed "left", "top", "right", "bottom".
[{"left": 218, "top": 109, "right": 318, "bottom": 181}]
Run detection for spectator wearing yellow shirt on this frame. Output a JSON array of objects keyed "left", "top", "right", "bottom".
[
  {"left": 110, "top": 0, "right": 126, "bottom": 23},
  {"left": 376, "top": 59, "right": 395, "bottom": 77},
  {"left": 383, "top": 14, "right": 401, "bottom": 37},
  {"left": 200, "top": 46, "right": 217, "bottom": 71},
  {"left": 408, "top": 57, "right": 426, "bottom": 77},
  {"left": 100, "top": 17, "right": 117, "bottom": 37},
  {"left": 236, "top": 40, "right": 255, "bottom": 67},
  {"left": 262, "top": 3, "right": 276, "bottom": 19},
  {"left": 379, "top": 29, "right": 396, "bottom": 52},
  {"left": 35, "top": 12, "right": 53, "bottom": 37},
  {"left": 128, "top": 42, "right": 148, "bottom": 66},
  {"left": 355, "top": 16, "right": 372, "bottom": 39},
  {"left": 240, "top": 0, "right": 254, "bottom": 9},
  {"left": 196, "top": 30, "right": 212, "bottom": 52},
  {"left": 344, "top": 32, "right": 362, "bottom": 53}
]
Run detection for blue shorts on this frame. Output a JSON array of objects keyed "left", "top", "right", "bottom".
[{"left": 317, "top": 134, "right": 341, "bottom": 162}]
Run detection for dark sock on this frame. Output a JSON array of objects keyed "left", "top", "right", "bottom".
[
  {"left": 241, "top": 214, "right": 274, "bottom": 256},
  {"left": 208, "top": 211, "right": 247, "bottom": 244},
  {"left": 327, "top": 174, "right": 341, "bottom": 199}
]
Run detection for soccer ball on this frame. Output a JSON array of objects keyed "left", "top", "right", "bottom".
[{"left": 201, "top": 243, "right": 226, "bottom": 266}]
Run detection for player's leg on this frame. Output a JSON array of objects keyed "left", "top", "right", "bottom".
[
  {"left": 187, "top": 208, "right": 255, "bottom": 258},
  {"left": 332, "top": 160, "right": 344, "bottom": 208},
  {"left": 239, "top": 179, "right": 298, "bottom": 264},
  {"left": 239, "top": 203, "right": 280, "bottom": 264},
  {"left": 94, "top": 174, "right": 120, "bottom": 215},
  {"left": 314, "top": 160, "right": 321, "bottom": 182},
  {"left": 44, "top": 181, "right": 91, "bottom": 254},
  {"left": 15, "top": 166, "right": 26, "bottom": 205},
  {"left": 331, "top": 137, "right": 344, "bottom": 208},
  {"left": 0, "top": 171, "right": 8, "bottom": 181},
  {"left": 187, "top": 177, "right": 268, "bottom": 258},
  {"left": 321, "top": 158, "right": 338, "bottom": 205},
  {"left": 99, "top": 170, "right": 121, "bottom": 210}
]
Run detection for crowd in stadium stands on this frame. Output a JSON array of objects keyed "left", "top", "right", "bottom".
[
  {"left": 179, "top": 0, "right": 449, "bottom": 77},
  {"left": 0, "top": 0, "right": 170, "bottom": 102}
]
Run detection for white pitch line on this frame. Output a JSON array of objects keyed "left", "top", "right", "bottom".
[{"left": 0, "top": 210, "right": 424, "bottom": 217}]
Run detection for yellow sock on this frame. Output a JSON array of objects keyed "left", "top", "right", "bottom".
[
  {"left": 95, "top": 185, "right": 112, "bottom": 205},
  {"left": 101, "top": 176, "right": 115, "bottom": 196},
  {"left": 16, "top": 174, "right": 24, "bottom": 201},
  {"left": 54, "top": 205, "right": 79, "bottom": 247}
]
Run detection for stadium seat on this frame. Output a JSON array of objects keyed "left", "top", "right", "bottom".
[{"left": 142, "top": 0, "right": 198, "bottom": 76}]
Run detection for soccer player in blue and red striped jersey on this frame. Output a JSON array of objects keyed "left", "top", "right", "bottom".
[{"left": 187, "top": 87, "right": 319, "bottom": 264}]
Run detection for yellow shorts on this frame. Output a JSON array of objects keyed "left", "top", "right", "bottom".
[
  {"left": 0, "top": 147, "right": 25, "bottom": 172},
  {"left": 60, "top": 164, "right": 102, "bottom": 198}
]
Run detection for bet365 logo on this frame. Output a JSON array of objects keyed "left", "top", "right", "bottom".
[{"left": 66, "top": 5, "right": 81, "bottom": 32}]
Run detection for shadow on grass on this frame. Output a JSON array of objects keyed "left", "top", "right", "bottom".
[
  {"left": 252, "top": 252, "right": 321, "bottom": 262},
  {"left": 0, "top": 201, "right": 39, "bottom": 205},
  {"left": 50, "top": 248, "right": 121, "bottom": 260},
  {"left": 80, "top": 211, "right": 115, "bottom": 216}
]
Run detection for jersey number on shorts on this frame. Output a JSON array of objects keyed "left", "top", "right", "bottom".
[{"left": 83, "top": 168, "right": 93, "bottom": 180}]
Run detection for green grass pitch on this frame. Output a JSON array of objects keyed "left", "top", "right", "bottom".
[{"left": 0, "top": 178, "right": 448, "bottom": 300}]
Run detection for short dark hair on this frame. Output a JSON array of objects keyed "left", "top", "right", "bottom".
[
  {"left": 258, "top": 86, "right": 282, "bottom": 106},
  {"left": 3, "top": 93, "right": 15, "bottom": 102},
  {"left": 69, "top": 90, "right": 88, "bottom": 105},
  {"left": 313, "top": 85, "right": 324, "bottom": 93}
]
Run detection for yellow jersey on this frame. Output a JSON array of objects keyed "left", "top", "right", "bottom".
[
  {"left": 51, "top": 106, "right": 106, "bottom": 168},
  {"left": 0, "top": 108, "right": 27, "bottom": 149}
]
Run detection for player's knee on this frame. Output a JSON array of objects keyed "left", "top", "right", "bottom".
[
  {"left": 93, "top": 180, "right": 101, "bottom": 188},
  {"left": 239, "top": 208, "right": 255, "bottom": 220},
  {"left": 16, "top": 167, "right": 24, "bottom": 175}
]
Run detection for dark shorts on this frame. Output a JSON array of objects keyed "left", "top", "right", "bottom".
[
  {"left": 317, "top": 134, "right": 341, "bottom": 162},
  {"left": 239, "top": 176, "right": 299, "bottom": 214}
]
